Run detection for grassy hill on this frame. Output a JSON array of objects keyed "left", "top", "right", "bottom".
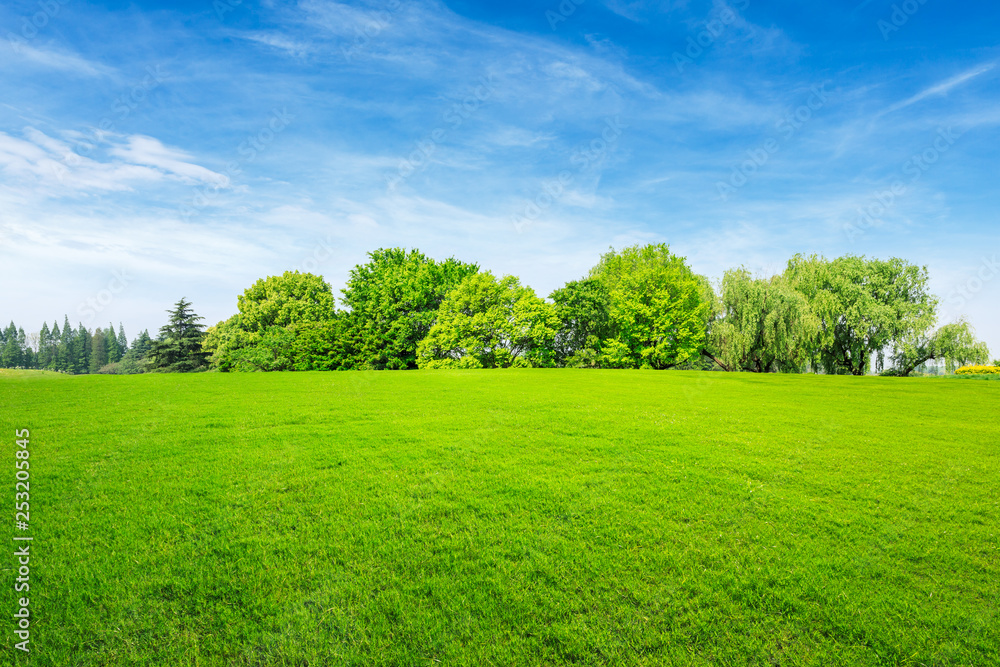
[{"left": 2, "top": 370, "right": 997, "bottom": 665}]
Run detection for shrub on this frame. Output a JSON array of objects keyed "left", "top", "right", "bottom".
[{"left": 955, "top": 365, "right": 1000, "bottom": 375}]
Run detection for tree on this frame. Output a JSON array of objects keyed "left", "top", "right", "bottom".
[
  {"left": 1, "top": 322, "right": 21, "bottom": 368},
  {"left": 205, "top": 272, "right": 341, "bottom": 371},
  {"left": 549, "top": 278, "right": 612, "bottom": 367},
  {"left": 57, "top": 316, "right": 74, "bottom": 372},
  {"left": 785, "top": 255, "right": 937, "bottom": 375},
  {"left": 37, "top": 322, "right": 52, "bottom": 370},
  {"left": 587, "top": 244, "right": 712, "bottom": 369},
  {"left": 709, "top": 269, "right": 816, "bottom": 372},
  {"left": 417, "top": 272, "right": 561, "bottom": 369},
  {"left": 89, "top": 328, "right": 108, "bottom": 373},
  {"left": 890, "top": 319, "right": 991, "bottom": 376},
  {"left": 74, "top": 324, "right": 91, "bottom": 374},
  {"left": 105, "top": 323, "right": 122, "bottom": 363},
  {"left": 114, "top": 330, "right": 152, "bottom": 374},
  {"left": 117, "top": 324, "right": 129, "bottom": 358},
  {"left": 148, "top": 298, "right": 209, "bottom": 372},
  {"left": 342, "top": 248, "right": 479, "bottom": 370}
]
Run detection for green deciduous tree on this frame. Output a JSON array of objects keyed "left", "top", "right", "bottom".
[
  {"left": 417, "top": 272, "right": 561, "bottom": 369},
  {"left": 588, "top": 244, "right": 712, "bottom": 369},
  {"left": 549, "top": 278, "right": 612, "bottom": 367},
  {"left": 890, "top": 319, "right": 991, "bottom": 376},
  {"left": 205, "top": 272, "right": 342, "bottom": 371},
  {"left": 148, "top": 299, "right": 209, "bottom": 372},
  {"left": 786, "top": 254, "right": 937, "bottom": 375},
  {"left": 342, "top": 248, "right": 479, "bottom": 370},
  {"left": 709, "top": 269, "right": 816, "bottom": 372}
]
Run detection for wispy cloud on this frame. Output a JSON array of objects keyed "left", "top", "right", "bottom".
[
  {"left": 6, "top": 43, "right": 114, "bottom": 78},
  {"left": 881, "top": 63, "right": 996, "bottom": 116}
]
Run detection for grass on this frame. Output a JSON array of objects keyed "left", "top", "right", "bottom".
[{"left": 2, "top": 369, "right": 998, "bottom": 666}]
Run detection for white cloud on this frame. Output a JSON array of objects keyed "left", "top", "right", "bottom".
[
  {"left": 6, "top": 43, "right": 114, "bottom": 78},
  {"left": 882, "top": 63, "right": 996, "bottom": 116}
]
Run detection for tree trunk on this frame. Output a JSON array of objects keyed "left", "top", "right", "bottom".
[{"left": 700, "top": 349, "right": 730, "bottom": 372}]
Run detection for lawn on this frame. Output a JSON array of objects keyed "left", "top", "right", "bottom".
[{"left": 1, "top": 369, "right": 998, "bottom": 665}]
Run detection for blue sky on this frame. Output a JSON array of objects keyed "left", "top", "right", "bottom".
[{"left": 2, "top": 0, "right": 998, "bottom": 357}]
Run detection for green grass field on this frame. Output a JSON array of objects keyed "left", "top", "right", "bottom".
[{"left": 2, "top": 369, "right": 998, "bottom": 666}]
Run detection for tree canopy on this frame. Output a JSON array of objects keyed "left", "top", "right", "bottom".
[
  {"left": 148, "top": 298, "right": 209, "bottom": 372},
  {"left": 588, "top": 244, "right": 711, "bottom": 369},
  {"left": 417, "top": 272, "right": 560, "bottom": 369},
  {"left": 709, "top": 269, "right": 815, "bottom": 373},
  {"left": 341, "top": 248, "right": 478, "bottom": 370},
  {"left": 785, "top": 254, "right": 937, "bottom": 375}
]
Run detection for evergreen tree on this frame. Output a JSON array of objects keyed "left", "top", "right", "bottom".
[
  {"left": 148, "top": 299, "right": 209, "bottom": 372},
  {"left": 117, "top": 324, "right": 129, "bottom": 358},
  {"left": 17, "top": 328, "right": 34, "bottom": 369},
  {"left": 90, "top": 328, "right": 108, "bottom": 373},
  {"left": 130, "top": 330, "right": 153, "bottom": 359},
  {"left": 49, "top": 321, "right": 61, "bottom": 371},
  {"left": 38, "top": 322, "right": 52, "bottom": 370},
  {"left": 105, "top": 323, "right": 122, "bottom": 363},
  {"left": 57, "top": 316, "right": 73, "bottom": 372},
  {"left": 75, "top": 324, "right": 92, "bottom": 374},
  {"left": 1, "top": 322, "right": 20, "bottom": 368}
]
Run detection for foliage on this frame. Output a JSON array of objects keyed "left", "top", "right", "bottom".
[
  {"left": 417, "top": 272, "right": 560, "bottom": 368},
  {"left": 891, "top": 319, "right": 991, "bottom": 376},
  {"left": 955, "top": 364, "right": 1000, "bottom": 375},
  {"left": 549, "top": 278, "right": 612, "bottom": 365},
  {"left": 785, "top": 254, "right": 937, "bottom": 375},
  {"left": 341, "top": 248, "right": 479, "bottom": 370},
  {"left": 709, "top": 269, "right": 816, "bottom": 372},
  {"left": 206, "top": 272, "right": 342, "bottom": 371},
  {"left": 147, "top": 298, "right": 209, "bottom": 372},
  {"left": 588, "top": 244, "right": 711, "bottom": 369}
]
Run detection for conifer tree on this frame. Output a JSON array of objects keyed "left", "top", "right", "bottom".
[
  {"left": 105, "top": 322, "right": 122, "bottom": 363},
  {"left": 75, "top": 324, "right": 91, "bottom": 374},
  {"left": 38, "top": 322, "right": 52, "bottom": 369},
  {"left": 117, "top": 324, "right": 129, "bottom": 358},
  {"left": 90, "top": 328, "right": 108, "bottom": 373},
  {"left": 57, "top": 316, "right": 73, "bottom": 372},
  {"left": 148, "top": 299, "right": 209, "bottom": 372}
]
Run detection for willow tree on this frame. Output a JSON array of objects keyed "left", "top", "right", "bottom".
[
  {"left": 890, "top": 319, "right": 991, "bottom": 376},
  {"left": 709, "top": 269, "right": 816, "bottom": 372},
  {"left": 785, "top": 254, "right": 937, "bottom": 375}
]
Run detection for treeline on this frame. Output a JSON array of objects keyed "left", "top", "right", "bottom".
[
  {"left": 199, "top": 245, "right": 993, "bottom": 376},
  {"left": 0, "top": 317, "right": 153, "bottom": 374},
  {"left": 4, "top": 244, "right": 993, "bottom": 377}
]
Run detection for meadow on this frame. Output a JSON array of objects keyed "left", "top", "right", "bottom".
[{"left": 1, "top": 369, "right": 997, "bottom": 666}]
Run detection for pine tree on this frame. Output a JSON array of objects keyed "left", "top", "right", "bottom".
[
  {"left": 1, "top": 322, "right": 20, "bottom": 368},
  {"left": 74, "top": 323, "right": 91, "bottom": 374},
  {"left": 90, "top": 328, "right": 108, "bottom": 373},
  {"left": 148, "top": 299, "right": 209, "bottom": 372},
  {"left": 105, "top": 322, "right": 122, "bottom": 363},
  {"left": 130, "top": 330, "right": 153, "bottom": 359},
  {"left": 57, "top": 316, "right": 73, "bottom": 372},
  {"left": 117, "top": 324, "right": 129, "bottom": 358},
  {"left": 17, "top": 328, "right": 34, "bottom": 369},
  {"left": 38, "top": 322, "right": 52, "bottom": 369}
]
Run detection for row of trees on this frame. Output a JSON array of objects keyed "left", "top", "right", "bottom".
[
  {"left": 5, "top": 245, "right": 992, "bottom": 376},
  {"left": 0, "top": 318, "right": 154, "bottom": 374},
  {"left": 197, "top": 245, "right": 992, "bottom": 376}
]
